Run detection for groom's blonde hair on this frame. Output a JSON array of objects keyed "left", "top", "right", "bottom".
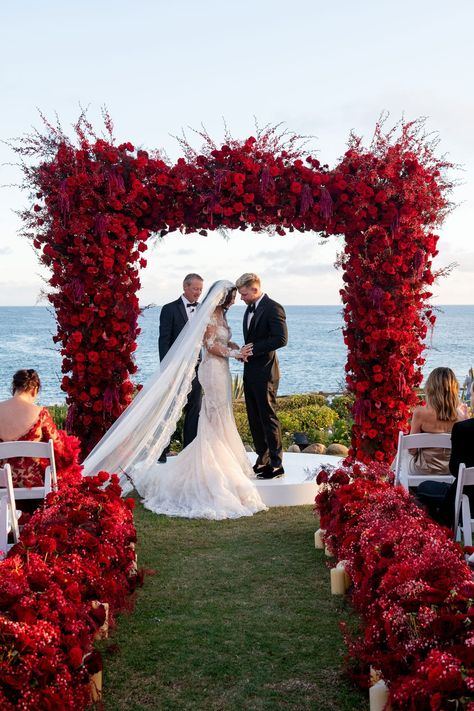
[{"left": 236, "top": 273, "right": 261, "bottom": 289}]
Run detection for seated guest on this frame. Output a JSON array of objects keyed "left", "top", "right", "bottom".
[
  {"left": 408, "top": 367, "right": 464, "bottom": 475},
  {"left": 417, "top": 380, "right": 474, "bottom": 527},
  {"left": 0, "top": 369, "right": 81, "bottom": 489},
  {"left": 441, "top": 381, "right": 474, "bottom": 527}
]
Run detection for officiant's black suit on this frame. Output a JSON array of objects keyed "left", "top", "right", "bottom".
[
  {"left": 243, "top": 295, "right": 288, "bottom": 469},
  {"left": 159, "top": 298, "right": 202, "bottom": 449}
]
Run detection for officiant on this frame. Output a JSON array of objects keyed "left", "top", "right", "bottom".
[{"left": 157, "top": 273, "right": 204, "bottom": 462}]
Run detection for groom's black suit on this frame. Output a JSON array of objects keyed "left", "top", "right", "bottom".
[
  {"left": 243, "top": 295, "right": 288, "bottom": 469},
  {"left": 159, "top": 297, "right": 202, "bottom": 448}
]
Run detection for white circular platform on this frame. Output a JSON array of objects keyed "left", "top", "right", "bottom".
[{"left": 248, "top": 451, "right": 342, "bottom": 507}]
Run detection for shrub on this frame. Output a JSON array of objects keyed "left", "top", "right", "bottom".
[
  {"left": 278, "top": 405, "right": 339, "bottom": 445},
  {"left": 233, "top": 410, "right": 253, "bottom": 445},
  {"left": 329, "top": 394, "right": 354, "bottom": 420},
  {"left": 232, "top": 375, "right": 245, "bottom": 400},
  {"left": 328, "top": 418, "right": 351, "bottom": 447},
  {"left": 327, "top": 394, "right": 354, "bottom": 447},
  {"left": 48, "top": 403, "right": 68, "bottom": 429},
  {"left": 276, "top": 393, "right": 327, "bottom": 410}
]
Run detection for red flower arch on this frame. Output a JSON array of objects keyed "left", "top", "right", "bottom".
[{"left": 17, "top": 115, "right": 452, "bottom": 462}]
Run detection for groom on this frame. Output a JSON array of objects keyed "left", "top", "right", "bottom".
[
  {"left": 236, "top": 273, "right": 288, "bottom": 479},
  {"left": 158, "top": 273, "right": 204, "bottom": 462}
]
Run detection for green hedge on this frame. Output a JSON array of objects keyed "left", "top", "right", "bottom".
[{"left": 48, "top": 391, "right": 354, "bottom": 452}]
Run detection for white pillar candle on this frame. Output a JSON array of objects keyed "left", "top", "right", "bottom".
[
  {"left": 324, "top": 545, "right": 333, "bottom": 557},
  {"left": 314, "top": 528, "right": 325, "bottom": 549},
  {"left": 336, "top": 560, "right": 351, "bottom": 590},
  {"left": 330, "top": 566, "right": 346, "bottom": 595},
  {"left": 90, "top": 670, "right": 102, "bottom": 703},
  {"left": 369, "top": 680, "right": 391, "bottom": 711},
  {"left": 369, "top": 666, "right": 382, "bottom": 685}
]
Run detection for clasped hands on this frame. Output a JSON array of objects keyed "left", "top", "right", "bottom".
[{"left": 236, "top": 343, "right": 253, "bottom": 362}]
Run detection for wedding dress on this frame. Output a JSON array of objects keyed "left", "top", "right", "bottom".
[
  {"left": 135, "top": 313, "right": 267, "bottom": 519},
  {"left": 82, "top": 280, "right": 267, "bottom": 520}
]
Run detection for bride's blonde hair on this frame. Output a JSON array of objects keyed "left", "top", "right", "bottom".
[{"left": 425, "top": 367, "right": 459, "bottom": 421}]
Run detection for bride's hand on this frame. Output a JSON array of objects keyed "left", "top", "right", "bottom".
[{"left": 239, "top": 344, "right": 253, "bottom": 361}]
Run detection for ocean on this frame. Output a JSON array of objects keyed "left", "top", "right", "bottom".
[{"left": 0, "top": 305, "right": 472, "bottom": 405}]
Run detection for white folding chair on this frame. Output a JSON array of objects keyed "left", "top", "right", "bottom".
[
  {"left": 0, "top": 463, "right": 20, "bottom": 558},
  {"left": 393, "top": 431, "right": 454, "bottom": 489},
  {"left": 0, "top": 439, "right": 58, "bottom": 501},
  {"left": 453, "top": 464, "right": 474, "bottom": 546}
]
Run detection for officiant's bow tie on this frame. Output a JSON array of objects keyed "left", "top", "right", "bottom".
[
  {"left": 248, "top": 303, "right": 256, "bottom": 313},
  {"left": 186, "top": 302, "right": 199, "bottom": 308}
]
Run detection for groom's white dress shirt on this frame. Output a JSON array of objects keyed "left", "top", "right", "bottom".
[{"left": 247, "top": 293, "right": 265, "bottom": 330}]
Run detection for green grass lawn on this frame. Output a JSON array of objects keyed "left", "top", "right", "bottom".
[{"left": 100, "top": 502, "right": 366, "bottom": 711}]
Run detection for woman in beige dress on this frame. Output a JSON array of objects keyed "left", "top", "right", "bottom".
[{"left": 409, "top": 367, "right": 466, "bottom": 475}]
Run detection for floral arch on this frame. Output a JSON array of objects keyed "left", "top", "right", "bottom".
[{"left": 17, "top": 116, "right": 452, "bottom": 462}]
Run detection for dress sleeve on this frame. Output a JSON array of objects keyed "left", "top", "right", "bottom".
[
  {"left": 40, "top": 409, "right": 63, "bottom": 449},
  {"left": 203, "top": 322, "right": 240, "bottom": 358}
]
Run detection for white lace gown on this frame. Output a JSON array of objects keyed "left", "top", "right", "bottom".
[{"left": 134, "top": 314, "right": 268, "bottom": 519}]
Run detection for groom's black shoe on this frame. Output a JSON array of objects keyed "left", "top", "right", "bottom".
[
  {"left": 257, "top": 465, "right": 285, "bottom": 479},
  {"left": 253, "top": 462, "right": 269, "bottom": 475}
]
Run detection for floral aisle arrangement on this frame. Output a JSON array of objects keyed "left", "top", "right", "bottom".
[
  {"left": 316, "top": 464, "right": 474, "bottom": 710},
  {"left": 15, "top": 113, "right": 451, "bottom": 461},
  {"left": 0, "top": 471, "right": 139, "bottom": 710}
]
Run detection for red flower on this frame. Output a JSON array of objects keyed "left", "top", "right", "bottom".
[{"left": 68, "top": 646, "right": 84, "bottom": 669}]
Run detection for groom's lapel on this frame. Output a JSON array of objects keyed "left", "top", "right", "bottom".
[
  {"left": 243, "top": 307, "right": 249, "bottom": 340},
  {"left": 249, "top": 295, "right": 268, "bottom": 334}
]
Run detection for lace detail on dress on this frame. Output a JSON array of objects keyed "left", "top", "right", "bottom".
[
  {"left": 203, "top": 314, "right": 239, "bottom": 359},
  {"left": 133, "top": 311, "right": 267, "bottom": 520}
]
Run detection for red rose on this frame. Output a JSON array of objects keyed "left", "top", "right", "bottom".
[{"left": 68, "top": 646, "right": 84, "bottom": 669}]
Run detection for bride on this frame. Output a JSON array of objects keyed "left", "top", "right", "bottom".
[{"left": 82, "top": 280, "right": 267, "bottom": 520}]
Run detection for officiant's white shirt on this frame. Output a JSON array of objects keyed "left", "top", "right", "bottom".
[{"left": 182, "top": 295, "right": 199, "bottom": 320}]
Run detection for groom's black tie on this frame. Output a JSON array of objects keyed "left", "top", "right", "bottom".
[
  {"left": 248, "top": 303, "right": 256, "bottom": 313},
  {"left": 186, "top": 302, "right": 199, "bottom": 308}
]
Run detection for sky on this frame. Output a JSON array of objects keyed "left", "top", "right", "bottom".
[{"left": 1, "top": 0, "right": 473, "bottom": 306}]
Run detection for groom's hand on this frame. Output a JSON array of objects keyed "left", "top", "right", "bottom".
[{"left": 238, "top": 343, "right": 253, "bottom": 362}]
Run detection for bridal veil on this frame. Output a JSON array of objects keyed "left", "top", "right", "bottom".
[{"left": 82, "top": 280, "right": 235, "bottom": 490}]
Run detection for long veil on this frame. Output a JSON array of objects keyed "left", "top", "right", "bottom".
[{"left": 82, "top": 280, "right": 235, "bottom": 491}]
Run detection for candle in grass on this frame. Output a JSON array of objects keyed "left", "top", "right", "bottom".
[
  {"left": 330, "top": 566, "right": 346, "bottom": 595},
  {"left": 369, "top": 680, "right": 391, "bottom": 711},
  {"left": 314, "top": 528, "right": 325, "bottom": 548}
]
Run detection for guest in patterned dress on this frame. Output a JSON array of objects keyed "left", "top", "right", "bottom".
[{"left": 0, "top": 369, "right": 81, "bottom": 491}]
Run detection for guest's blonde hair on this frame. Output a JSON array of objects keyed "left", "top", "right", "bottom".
[
  {"left": 425, "top": 367, "right": 459, "bottom": 421},
  {"left": 235, "top": 273, "right": 261, "bottom": 289}
]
